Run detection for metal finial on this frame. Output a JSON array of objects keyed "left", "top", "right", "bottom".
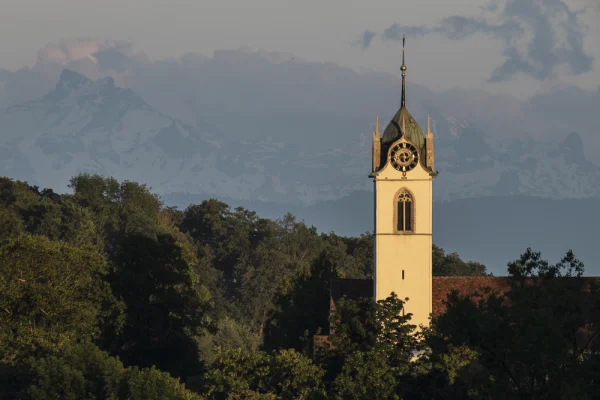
[
  {"left": 401, "top": 34, "right": 407, "bottom": 108},
  {"left": 402, "top": 34, "right": 406, "bottom": 69}
]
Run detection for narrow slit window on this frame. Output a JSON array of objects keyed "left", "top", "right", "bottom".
[
  {"left": 402, "top": 270, "right": 405, "bottom": 280},
  {"left": 396, "top": 190, "right": 414, "bottom": 232}
]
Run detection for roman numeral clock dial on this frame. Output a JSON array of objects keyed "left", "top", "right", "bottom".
[{"left": 390, "top": 142, "right": 419, "bottom": 172}]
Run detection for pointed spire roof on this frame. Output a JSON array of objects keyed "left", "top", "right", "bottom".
[
  {"left": 381, "top": 36, "right": 424, "bottom": 149},
  {"left": 401, "top": 112, "right": 406, "bottom": 134}
]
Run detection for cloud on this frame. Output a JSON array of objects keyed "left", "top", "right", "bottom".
[
  {"left": 365, "top": 0, "right": 593, "bottom": 82},
  {"left": 381, "top": 24, "right": 431, "bottom": 41},
  {"left": 37, "top": 38, "right": 134, "bottom": 65},
  {"left": 354, "top": 30, "right": 377, "bottom": 49}
]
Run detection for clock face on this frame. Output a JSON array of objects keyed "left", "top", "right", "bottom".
[{"left": 390, "top": 142, "right": 419, "bottom": 172}]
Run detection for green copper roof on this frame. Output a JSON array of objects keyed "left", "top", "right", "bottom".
[{"left": 381, "top": 107, "right": 424, "bottom": 149}]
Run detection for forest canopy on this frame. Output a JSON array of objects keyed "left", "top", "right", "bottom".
[{"left": 0, "top": 174, "right": 597, "bottom": 399}]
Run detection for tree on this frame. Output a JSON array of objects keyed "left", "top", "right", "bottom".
[
  {"left": 318, "top": 294, "right": 424, "bottom": 399},
  {"left": 199, "top": 317, "right": 262, "bottom": 363},
  {"left": 0, "top": 207, "right": 23, "bottom": 240},
  {"left": 107, "top": 233, "right": 213, "bottom": 379},
  {"left": 341, "top": 233, "right": 374, "bottom": 278},
  {"left": 237, "top": 240, "right": 290, "bottom": 336},
  {"left": 0, "top": 235, "right": 113, "bottom": 362},
  {"left": 331, "top": 349, "right": 400, "bottom": 400},
  {"left": 25, "top": 198, "right": 101, "bottom": 248},
  {"left": 507, "top": 247, "right": 584, "bottom": 279},
  {"left": 433, "top": 245, "right": 489, "bottom": 277},
  {"left": 0, "top": 177, "right": 39, "bottom": 213},
  {"left": 26, "top": 341, "right": 203, "bottom": 400},
  {"left": 264, "top": 242, "right": 345, "bottom": 352},
  {"left": 427, "top": 248, "right": 600, "bottom": 398},
  {"left": 69, "top": 174, "right": 162, "bottom": 252},
  {"left": 0, "top": 235, "right": 117, "bottom": 398},
  {"left": 0, "top": 177, "right": 100, "bottom": 247},
  {"left": 204, "top": 347, "right": 325, "bottom": 400},
  {"left": 277, "top": 213, "right": 322, "bottom": 279}
]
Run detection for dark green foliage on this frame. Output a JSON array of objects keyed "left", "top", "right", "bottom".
[
  {"left": 342, "top": 233, "right": 374, "bottom": 278},
  {"left": 328, "top": 294, "right": 419, "bottom": 358},
  {"left": 27, "top": 341, "right": 203, "bottom": 400},
  {"left": 3, "top": 174, "right": 589, "bottom": 399},
  {"left": 331, "top": 350, "right": 400, "bottom": 400},
  {"left": 25, "top": 197, "right": 100, "bottom": 247},
  {"left": 0, "top": 206, "right": 23, "bottom": 240},
  {"left": 0, "top": 234, "right": 113, "bottom": 362},
  {"left": 317, "top": 294, "right": 425, "bottom": 399},
  {"left": 264, "top": 240, "right": 351, "bottom": 352},
  {"left": 108, "top": 233, "right": 212, "bottom": 378},
  {"left": 433, "top": 244, "right": 489, "bottom": 276},
  {"left": 69, "top": 173, "right": 162, "bottom": 251},
  {"left": 507, "top": 247, "right": 584, "bottom": 278},
  {"left": 427, "top": 248, "right": 600, "bottom": 398},
  {"left": 0, "top": 177, "right": 99, "bottom": 246},
  {"left": 203, "top": 347, "right": 325, "bottom": 399},
  {"left": 0, "top": 234, "right": 118, "bottom": 398}
]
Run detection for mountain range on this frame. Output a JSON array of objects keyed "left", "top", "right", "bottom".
[
  {"left": 1, "top": 40, "right": 599, "bottom": 274},
  {"left": 1, "top": 66, "right": 600, "bottom": 204}
]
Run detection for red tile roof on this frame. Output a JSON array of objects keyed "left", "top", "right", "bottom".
[
  {"left": 326, "top": 276, "right": 600, "bottom": 317},
  {"left": 432, "top": 277, "right": 512, "bottom": 315},
  {"left": 432, "top": 276, "right": 600, "bottom": 314}
]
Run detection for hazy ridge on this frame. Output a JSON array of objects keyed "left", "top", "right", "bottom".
[{"left": 1, "top": 42, "right": 599, "bottom": 274}]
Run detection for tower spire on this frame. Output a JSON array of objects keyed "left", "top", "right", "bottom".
[
  {"left": 401, "top": 34, "right": 407, "bottom": 108},
  {"left": 376, "top": 114, "right": 380, "bottom": 135},
  {"left": 402, "top": 110, "right": 406, "bottom": 134}
]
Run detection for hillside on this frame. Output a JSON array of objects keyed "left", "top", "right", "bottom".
[
  {"left": 164, "top": 191, "right": 600, "bottom": 276},
  {"left": 1, "top": 174, "right": 597, "bottom": 399}
]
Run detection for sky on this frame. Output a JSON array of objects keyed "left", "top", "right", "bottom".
[{"left": 0, "top": 0, "right": 598, "bottom": 99}]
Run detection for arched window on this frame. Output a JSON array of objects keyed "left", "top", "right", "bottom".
[{"left": 396, "top": 190, "right": 413, "bottom": 232}]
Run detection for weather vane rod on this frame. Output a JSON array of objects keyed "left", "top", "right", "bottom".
[
  {"left": 402, "top": 34, "right": 405, "bottom": 67},
  {"left": 401, "top": 33, "right": 407, "bottom": 108}
]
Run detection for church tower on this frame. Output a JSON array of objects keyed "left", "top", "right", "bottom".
[{"left": 370, "top": 37, "right": 437, "bottom": 329}]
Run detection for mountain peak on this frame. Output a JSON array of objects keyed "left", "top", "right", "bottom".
[
  {"left": 549, "top": 132, "right": 585, "bottom": 162},
  {"left": 58, "top": 69, "right": 91, "bottom": 88},
  {"left": 560, "top": 132, "right": 583, "bottom": 153},
  {"left": 559, "top": 132, "right": 584, "bottom": 159},
  {"left": 95, "top": 76, "right": 116, "bottom": 89}
]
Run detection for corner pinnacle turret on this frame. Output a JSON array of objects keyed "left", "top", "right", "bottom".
[
  {"left": 427, "top": 114, "right": 431, "bottom": 135},
  {"left": 425, "top": 114, "right": 435, "bottom": 172},
  {"left": 372, "top": 114, "right": 382, "bottom": 172}
]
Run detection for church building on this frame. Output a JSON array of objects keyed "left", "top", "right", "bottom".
[
  {"left": 320, "top": 38, "right": 513, "bottom": 334},
  {"left": 314, "top": 38, "right": 600, "bottom": 356},
  {"left": 370, "top": 38, "right": 436, "bottom": 329}
]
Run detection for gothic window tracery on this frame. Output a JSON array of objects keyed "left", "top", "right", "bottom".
[{"left": 396, "top": 190, "right": 413, "bottom": 232}]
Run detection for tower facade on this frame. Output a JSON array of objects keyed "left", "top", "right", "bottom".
[{"left": 370, "top": 39, "right": 436, "bottom": 329}]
